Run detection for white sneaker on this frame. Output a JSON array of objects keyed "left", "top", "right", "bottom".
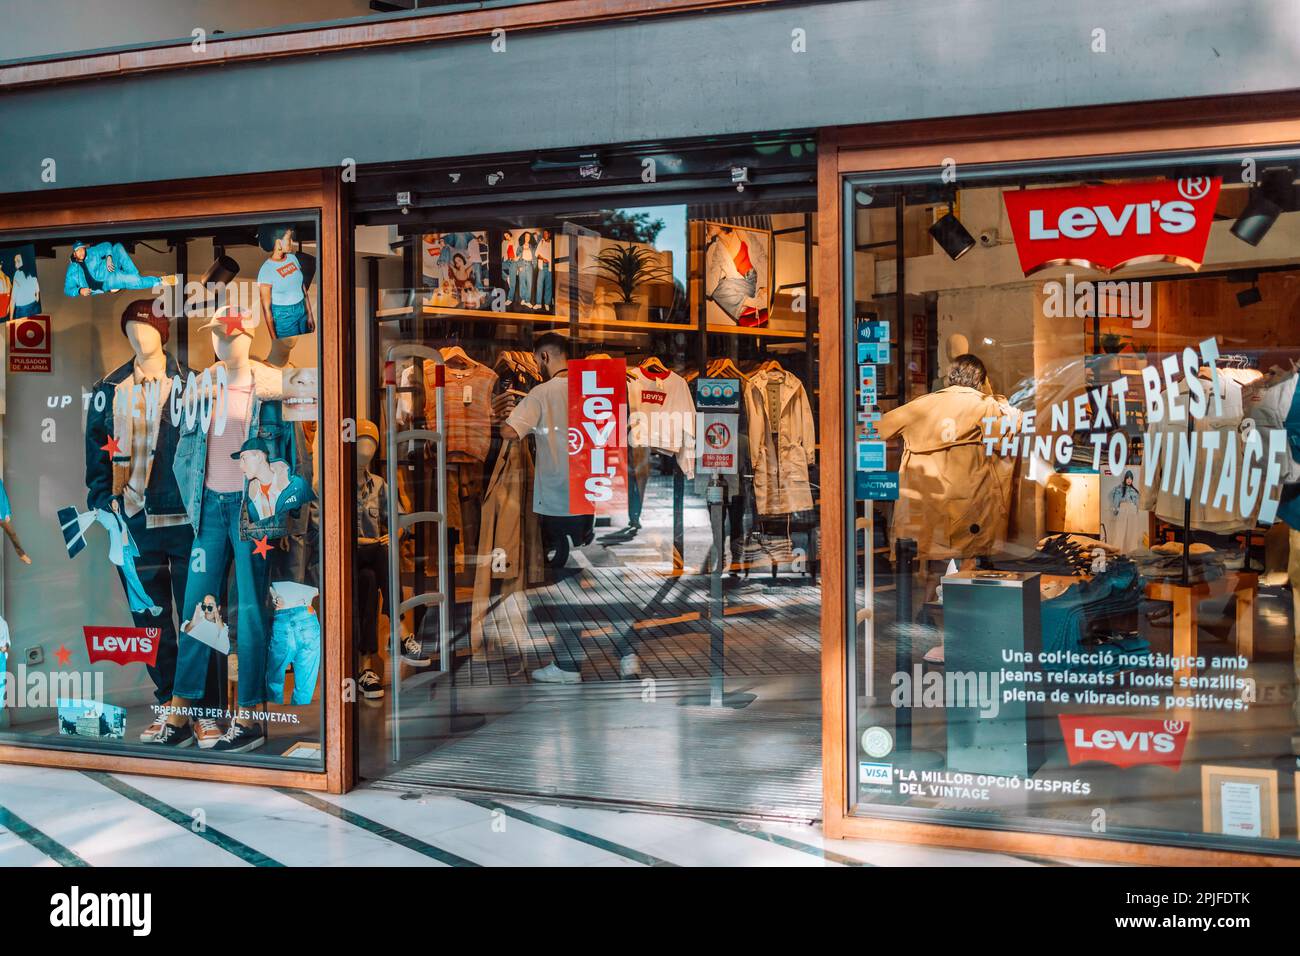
[
  {"left": 531, "top": 663, "right": 582, "bottom": 684},
  {"left": 923, "top": 644, "right": 945, "bottom": 665},
  {"left": 619, "top": 654, "right": 642, "bottom": 679},
  {"left": 401, "top": 636, "right": 431, "bottom": 667}
]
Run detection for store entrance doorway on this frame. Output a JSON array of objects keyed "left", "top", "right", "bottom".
[{"left": 351, "top": 168, "right": 824, "bottom": 820}]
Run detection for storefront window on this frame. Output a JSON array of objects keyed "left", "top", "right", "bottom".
[
  {"left": 0, "top": 216, "right": 324, "bottom": 769},
  {"left": 847, "top": 152, "right": 1300, "bottom": 854},
  {"left": 352, "top": 197, "right": 822, "bottom": 815}
]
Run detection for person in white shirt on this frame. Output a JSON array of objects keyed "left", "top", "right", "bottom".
[{"left": 494, "top": 333, "right": 642, "bottom": 684}]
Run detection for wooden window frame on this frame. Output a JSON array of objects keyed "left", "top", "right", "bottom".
[
  {"left": 817, "top": 93, "right": 1300, "bottom": 866},
  {"left": 0, "top": 169, "right": 353, "bottom": 794}
]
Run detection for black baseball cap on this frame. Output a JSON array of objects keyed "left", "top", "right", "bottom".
[{"left": 231, "top": 436, "right": 276, "bottom": 460}]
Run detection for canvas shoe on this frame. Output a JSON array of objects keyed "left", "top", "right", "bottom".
[
  {"left": 210, "top": 721, "right": 265, "bottom": 754},
  {"left": 400, "top": 636, "right": 431, "bottom": 667},
  {"left": 138, "top": 719, "right": 165, "bottom": 743},
  {"left": 358, "top": 669, "right": 384, "bottom": 700},
  {"left": 150, "top": 721, "right": 195, "bottom": 748},
  {"left": 194, "top": 718, "right": 224, "bottom": 750},
  {"left": 531, "top": 663, "right": 582, "bottom": 684}
]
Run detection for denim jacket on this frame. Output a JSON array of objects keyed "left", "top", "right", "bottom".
[
  {"left": 172, "top": 361, "right": 306, "bottom": 540},
  {"left": 85, "top": 354, "right": 189, "bottom": 521}
]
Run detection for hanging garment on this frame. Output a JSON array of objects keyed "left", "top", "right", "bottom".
[
  {"left": 470, "top": 437, "right": 544, "bottom": 656},
  {"left": 876, "top": 385, "right": 1015, "bottom": 560},
  {"left": 1139, "top": 375, "right": 1260, "bottom": 534},
  {"left": 628, "top": 365, "right": 697, "bottom": 479},
  {"left": 1245, "top": 370, "right": 1300, "bottom": 486},
  {"left": 57, "top": 506, "right": 163, "bottom": 616},
  {"left": 744, "top": 367, "right": 815, "bottom": 515},
  {"left": 431, "top": 360, "right": 498, "bottom": 464}
]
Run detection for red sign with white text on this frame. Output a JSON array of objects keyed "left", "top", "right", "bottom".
[
  {"left": 1059, "top": 715, "right": 1189, "bottom": 770},
  {"left": 83, "top": 626, "right": 161, "bottom": 667},
  {"left": 567, "top": 359, "right": 628, "bottom": 515},
  {"left": 1003, "top": 177, "right": 1221, "bottom": 275}
]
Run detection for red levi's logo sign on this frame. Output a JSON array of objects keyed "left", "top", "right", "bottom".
[
  {"left": 83, "top": 626, "right": 160, "bottom": 667},
  {"left": 1059, "top": 715, "right": 1189, "bottom": 770},
  {"left": 1002, "top": 177, "right": 1221, "bottom": 275},
  {"left": 567, "top": 359, "right": 628, "bottom": 516}
]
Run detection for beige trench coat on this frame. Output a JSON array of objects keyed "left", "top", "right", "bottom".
[
  {"left": 876, "top": 385, "right": 1014, "bottom": 560},
  {"left": 745, "top": 368, "right": 816, "bottom": 515}
]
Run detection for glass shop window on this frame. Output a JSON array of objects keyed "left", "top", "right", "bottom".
[
  {"left": 0, "top": 217, "right": 324, "bottom": 769},
  {"left": 848, "top": 158, "right": 1300, "bottom": 855},
  {"left": 352, "top": 202, "right": 824, "bottom": 817}
]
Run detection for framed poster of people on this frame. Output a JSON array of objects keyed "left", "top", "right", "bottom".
[
  {"left": 703, "top": 222, "right": 771, "bottom": 328},
  {"left": 500, "top": 228, "right": 555, "bottom": 314},
  {"left": 423, "top": 232, "right": 490, "bottom": 310}
]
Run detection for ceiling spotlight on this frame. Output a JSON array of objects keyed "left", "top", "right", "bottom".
[
  {"left": 929, "top": 204, "right": 975, "bottom": 261},
  {"left": 1231, "top": 189, "right": 1281, "bottom": 246},
  {"left": 1237, "top": 284, "right": 1262, "bottom": 307}
]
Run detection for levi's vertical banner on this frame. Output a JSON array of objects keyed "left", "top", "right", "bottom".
[
  {"left": 1002, "top": 177, "right": 1221, "bottom": 276},
  {"left": 567, "top": 359, "right": 628, "bottom": 515}
]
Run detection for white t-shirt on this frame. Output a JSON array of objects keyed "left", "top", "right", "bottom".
[
  {"left": 628, "top": 368, "right": 696, "bottom": 478},
  {"left": 506, "top": 373, "right": 571, "bottom": 516}
]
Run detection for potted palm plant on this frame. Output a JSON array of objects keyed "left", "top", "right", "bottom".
[{"left": 592, "top": 242, "right": 673, "bottom": 322}]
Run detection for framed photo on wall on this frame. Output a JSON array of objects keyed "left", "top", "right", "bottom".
[
  {"left": 703, "top": 221, "right": 771, "bottom": 327},
  {"left": 1201, "top": 765, "right": 1279, "bottom": 840},
  {"left": 500, "top": 228, "right": 555, "bottom": 314},
  {"left": 0, "top": 243, "right": 40, "bottom": 321},
  {"left": 423, "top": 231, "right": 490, "bottom": 311}
]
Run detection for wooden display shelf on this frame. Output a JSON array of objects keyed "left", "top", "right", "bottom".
[{"left": 374, "top": 303, "right": 811, "bottom": 338}]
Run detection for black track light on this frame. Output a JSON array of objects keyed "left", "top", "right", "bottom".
[{"left": 929, "top": 204, "right": 975, "bottom": 261}]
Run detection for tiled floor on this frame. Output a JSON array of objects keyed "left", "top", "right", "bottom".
[{"left": 0, "top": 764, "right": 1085, "bottom": 867}]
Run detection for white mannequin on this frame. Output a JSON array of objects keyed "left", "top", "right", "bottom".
[
  {"left": 214, "top": 329, "right": 254, "bottom": 389},
  {"left": 356, "top": 433, "right": 388, "bottom": 674},
  {"left": 126, "top": 322, "right": 168, "bottom": 380},
  {"left": 264, "top": 336, "right": 296, "bottom": 370}
]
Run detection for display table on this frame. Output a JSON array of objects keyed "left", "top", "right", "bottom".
[
  {"left": 1040, "top": 569, "right": 1257, "bottom": 683},
  {"left": 1144, "top": 571, "right": 1256, "bottom": 683}
]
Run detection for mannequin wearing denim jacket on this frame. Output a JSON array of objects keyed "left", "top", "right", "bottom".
[
  {"left": 85, "top": 306, "right": 193, "bottom": 709},
  {"left": 161, "top": 320, "right": 305, "bottom": 749}
]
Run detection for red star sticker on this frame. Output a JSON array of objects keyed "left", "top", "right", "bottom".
[
  {"left": 252, "top": 536, "right": 274, "bottom": 560},
  {"left": 219, "top": 311, "right": 248, "bottom": 337},
  {"left": 100, "top": 436, "right": 122, "bottom": 457},
  {"left": 55, "top": 644, "right": 72, "bottom": 666}
]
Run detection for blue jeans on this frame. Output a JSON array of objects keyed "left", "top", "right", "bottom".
[
  {"left": 268, "top": 605, "right": 321, "bottom": 706},
  {"left": 174, "top": 490, "right": 271, "bottom": 708},
  {"left": 516, "top": 261, "right": 535, "bottom": 304},
  {"left": 537, "top": 263, "right": 553, "bottom": 308},
  {"left": 121, "top": 512, "right": 192, "bottom": 704},
  {"left": 270, "top": 299, "right": 310, "bottom": 338}
]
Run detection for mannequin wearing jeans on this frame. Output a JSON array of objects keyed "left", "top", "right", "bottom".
[
  {"left": 85, "top": 300, "right": 193, "bottom": 731},
  {"left": 156, "top": 307, "right": 298, "bottom": 753}
]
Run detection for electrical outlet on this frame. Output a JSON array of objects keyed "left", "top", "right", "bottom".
[{"left": 26, "top": 647, "right": 43, "bottom": 666}]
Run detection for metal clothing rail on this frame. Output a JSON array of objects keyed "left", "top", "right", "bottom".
[{"left": 385, "top": 343, "right": 451, "bottom": 762}]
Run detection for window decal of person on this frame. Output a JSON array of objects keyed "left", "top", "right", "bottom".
[
  {"left": 257, "top": 225, "right": 315, "bottom": 338},
  {"left": 234, "top": 436, "right": 314, "bottom": 526},
  {"left": 1107, "top": 469, "right": 1144, "bottom": 552},
  {"left": 705, "top": 224, "right": 769, "bottom": 327},
  {"left": 10, "top": 251, "right": 40, "bottom": 319},
  {"left": 63, "top": 240, "right": 176, "bottom": 297}
]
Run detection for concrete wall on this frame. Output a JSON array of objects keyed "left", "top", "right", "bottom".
[{"left": 4, "top": 0, "right": 1300, "bottom": 194}]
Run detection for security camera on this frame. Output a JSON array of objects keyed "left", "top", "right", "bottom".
[{"left": 978, "top": 228, "right": 999, "bottom": 248}]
